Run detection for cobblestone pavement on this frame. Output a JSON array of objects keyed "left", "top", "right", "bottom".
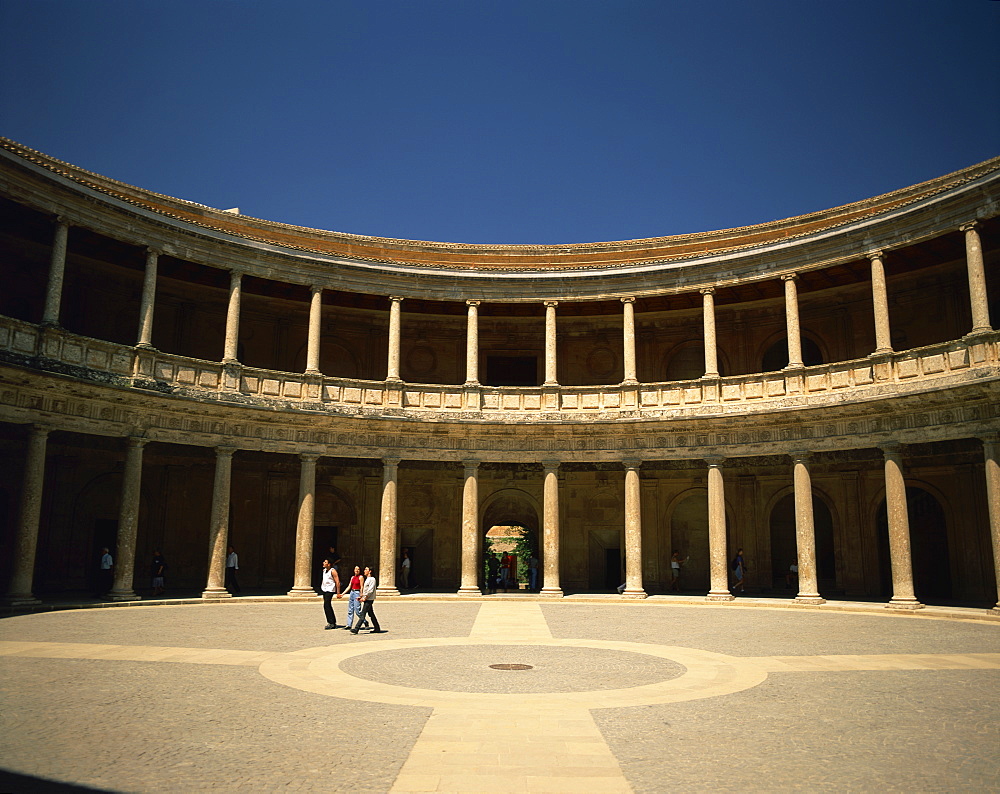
[{"left": 0, "top": 600, "right": 997, "bottom": 792}]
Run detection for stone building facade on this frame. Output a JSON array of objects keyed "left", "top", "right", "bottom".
[{"left": 1, "top": 138, "right": 998, "bottom": 610}]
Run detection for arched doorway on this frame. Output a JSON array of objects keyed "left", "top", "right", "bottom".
[
  {"left": 876, "top": 487, "right": 951, "bottom": 602},
  {"left": 481, "top": 489, "right": 539, "bottom": 592},
  {"left": 769, "top": 492, "right": 836, "bottom": 594}
]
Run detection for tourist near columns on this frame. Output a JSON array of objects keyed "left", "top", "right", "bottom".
[
  {"left": 790, "top": 452, "right": 825, "bottom": 605},
  {"left": 377, "top": 457, "right": 400, "bottom": 596},
  {"left": 288, "top": 453, "right": 320, "bottom": 598},
  {"left": 108, "top": 437, "right": 148, "bottom": 602},
  {"left": 458, "top": 460, "right": 481, "bottom": 595},
  {"left": 706, "top": 458, "right": 734, "bottom": 601},
  {"left": 202, "top": 447, "right": 235, "bottom": 599}
]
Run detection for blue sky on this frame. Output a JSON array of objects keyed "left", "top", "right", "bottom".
[{"left": 1, "top": 1, "right": 997, "bottom": 244}]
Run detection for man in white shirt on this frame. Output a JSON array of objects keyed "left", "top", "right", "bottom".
[
  {"left": 321, "top": 558, "right": 342, "bottom": 629},
  {"left": 97, "top": 547, "right": 113, "bottom": 597},
  {"left": 349, "top": 566, "right": 382, "bottom": 634},
  {"left": 225, "top": 545, "right": 241, "bottom": 594}
]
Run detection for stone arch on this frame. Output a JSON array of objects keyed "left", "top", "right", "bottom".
[
  {"left": 480, "top": 488, "right": 540, "bottom": 590},
  {"left": 662, "top": 340, "right": 729, "bottom": 381},
  {"left": 874, "top": 482, "right": 954, "bottom": 603},
  {"left": 766, "top": 485, "right": 838, "bottom": 595},
  {"left": 759, "top": 332, "right": 826, "bottom": 372}
]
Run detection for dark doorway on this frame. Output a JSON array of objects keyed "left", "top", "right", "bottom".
[
  {"left": 769, "top": 494, "right": 837, "bottom": 593},
  {"left": 605, "top": 547, "right": 621, "bottom": 591},
  {"left": 876, "top": 488, "right": 951, "bottom": 602},
  {"left": 485, "top": 356, "right": 538, "bottom": 386},
  {"left": 91, "top": 518, "right": 118, "bottom": 592},
  {"left": 314, "top": 526, "right": 338, "bottom": 588}
]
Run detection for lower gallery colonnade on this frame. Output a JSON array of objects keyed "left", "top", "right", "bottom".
[
  {"left": 0, "top": 139, "right": 999, "bottom": 610},
  {"left": 4, "top": 426, "right": 1000, "bottom": 611}
]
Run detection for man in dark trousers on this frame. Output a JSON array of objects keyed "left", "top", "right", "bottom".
[
  {"left": 320, "top": 558, "right": 342, "bottom": 629},
  {"left": 350, "top": 566, "right": 382, "bottom": 634}
]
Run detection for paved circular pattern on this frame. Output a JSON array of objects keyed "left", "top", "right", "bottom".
[
  {"left": 257, "top": 637, "right": 769, "bottom": 708},
  {"left": 339, "top": 644, "right": 685, "bottom": 693}
]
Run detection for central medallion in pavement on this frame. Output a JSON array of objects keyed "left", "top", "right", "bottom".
[{"left": 338, "top": 644, "right": 685, "bottom": 693}]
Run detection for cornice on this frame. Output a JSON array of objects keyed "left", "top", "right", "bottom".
[{"left": 3, "top": 137, "right": 998, "bottom": 277}]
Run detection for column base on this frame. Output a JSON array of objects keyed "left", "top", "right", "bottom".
[
  {"left": 621, "top": 588, "right": 647, "bottom": 599},
  {"left": 201, "top": 588, "right": 233, "bottom": 599},
  {"left": 706, "top": 590, "right": 735, "bottom": 602},
  {"left": 376, "top": 586, "right": 400, "bottom": 598},
  {"left": 886, "top": 597, "right": 924, "bottom": 610},
  {"left": 286, "top": 588, "right": 319, "bottom": 599},
  {"left": 793, "top": 595, "right": 826, "bottom": 605},
  {"left": 1, "top": 594, "right": 41, "bottom": 607},
  {"left": 992, "top": 604, "right": 1000, "bottom": 614},
  {"left": 964, "top": 327, "right": 994, "bottom": 339},
  {"left": 539, "top": 586, "right": 563, "bottom": 597},
  {"left": 457, "top": 586, "right": 483, "bottom": 597},
  {"left": 108, "top": 590, "right": 142, "bottom": 602}
]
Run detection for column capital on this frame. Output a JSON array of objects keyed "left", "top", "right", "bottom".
[
  {"left": 28, "top": 423, "right": 53, "bottom": 437},
  {"left": 880, "top": 443, "right": 904, "bottom": 459},
  {"left": 980, "top": 432, "right": 1000, "bottom": 445},
  {"left": 462, "top": 459, "right": 480, "bottom": 473},
  {"left": 622, "top": 459, "right": 642, "bottom": 471},
  {"left": 705, "top": 456, "right": 725, "bottom": 467},
  {"left": 781, "top": 272, "right": 799, "bottom": 283},
  {"left": 960, "top": 220, "right": 979, "bottom": 233},
  {"left": 298, "top": 452, "right": 321, "bottom": 463},
  {"left": 466, "top": 299, "right": 481, "bottom": 307},
  {"left": 310, "top": 284, "right": 323, "bottom": 296},
  {"left": 215, "top": 446, "right": 237, "bottom": 458},
  {"left": 125, "top": 436, "right": 150, "bottom": 449},
  {"left": 389, "top": 295, "right": 405, "bottom": 303},
  {"left": 145, "top": 246, "right": 163, "bottom": 257},
  {"left": 543, "top": 300, "right": 559, "bottom": 308},
  {"left": 699, "top": 287, "right": 715, "bottom": 296},
  {"left": 53, "top": 215, "right": 69, "bottom": 227},
  {"left": 866, "top": 250, "right": 884, "bottom": 262},
  {"left": 620, "top": 296, "right": 635, "bottom": 304},
  {"left": 789, "top": 450, "right": 812, "bottom": 464},
  {"left": 228, "top": 268, "right": 244, "bottom": 281},
  {"left": 541, "top": 459, "right": 561, "bottom": 473},
  {"left": 382, "top": 456, "right": 401, "bottom": 469}
]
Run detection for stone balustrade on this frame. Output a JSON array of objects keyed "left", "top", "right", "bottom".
[{"left": 1, "top": 314, "right": 996, "bottom": 422}]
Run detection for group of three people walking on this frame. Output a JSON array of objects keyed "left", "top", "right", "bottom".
[{"left": 320, "top": 559, "right": 381, "bottom": 633}]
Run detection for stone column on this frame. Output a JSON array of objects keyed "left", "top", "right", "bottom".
[
  {"left": 962, "top": 222, "right": 993, "bottom": 335},
  {"left": 377, "top": 457, "right": 401, "bottom": 596},
  {"left": 701, "top": 288, "right": 719, "bottom": 378},
  {"left": 42, "top": 218, "right": 69, "bottom": 326},
  {"left": 882, "top": 444, "right": 923, "bottom": 609},
  {"left": 465, "top": 301, "right": 480, "bottom": 385},
  {"left": 387, "top": 296, "right": 404, "bottom": 382},
  {"left": 868, "top": 250, "right": 893, "bottom": 355},
  {"left": 109, "top": 437, "right": 148, "bottom": 601},
  {"left": 288, "top": 453, "right": 320, "bottom": 597},
  {"left": 305, "top": 287, "right": 323, "bottom": 375},
  {"left": 981, "top": 435, "right": 1000, "bottom": 613},
  {"left": 622, "top": 460, "right": 646, "bottom": 597},
  {"left": 222, "top": 271, "right": 242, "bottom": 364},
  {"left": 540, "top": 461, "right": 562, "bottom": 596},
  {"left": 622, "top": 298, "right": 638, "bottom": 384},
  {"left": 3, "top": 425, "right": 50, "bottom": 605},
  {"left": 543, "top": 301, "right": 558, "bottom": 386},
  {"left": 458, "top": 460, "right": 481, "bottom": 595},
  {"left": 706, "top": 457, "right": 734, "bottom": 601},
  {"left": 791, "top": 452, "right": 825, "bottom": 604},
  {"left": 202, "top": 447, "right": 235, "bottom": 599},
  {"left": 136, "top": 248, "right": 160, "bottom": 349},
  {"left": 782, "top": 273, "right": 804, "bottom": 369}
]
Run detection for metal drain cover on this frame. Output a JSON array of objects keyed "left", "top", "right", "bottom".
[{"left": 489, "top": 663, "right": 533, "bottom": 670}]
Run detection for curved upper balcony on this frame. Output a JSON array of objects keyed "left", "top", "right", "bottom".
[{"left": 2, "top": 137, "right": 999, "bottom": 303}]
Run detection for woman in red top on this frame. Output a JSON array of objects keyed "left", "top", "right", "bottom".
[{"left": 341, "top": 565, "right": 368, "bottom": 629}]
